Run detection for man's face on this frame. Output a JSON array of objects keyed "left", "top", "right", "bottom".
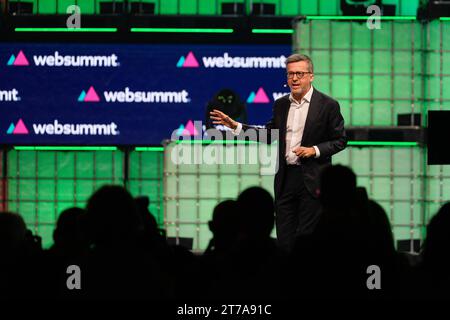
[{"left": 286, "top": 61, "right": 314, "bottom": 97}]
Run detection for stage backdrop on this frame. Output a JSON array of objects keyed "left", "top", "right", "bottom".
[{"left": 0, "top": 43, "right": 291, "bottom": 145}]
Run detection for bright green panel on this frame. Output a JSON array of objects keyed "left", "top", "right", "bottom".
[
  {"left": 37, "top": 0, "right": 57, "bottom": 14},
  {"left": 393, "top": 177, "right": 415, "bottom": 201},
  {"left": 177, "top": 199, "right": 197, "bottom": 222},
  {"left": 393, "top": 75, "right": 412, "bottom": 99},
  {"left": 37, "top": 179, "right": 55, "bottom": 201},
  {"left": 17, "top": 151, "right": 36, "bottom": 178},
  {"left": 331, "top": 22, "right": 350, "bottom": 49},
  {"left": 299, "top": 0, "right": 318, "bottom": 15},
  {"left": 129, "top": 151, "right": 162, "bottom": 179},
  {"left": 331, "top": 51, "right": 350, "bottom": 73},
  {"left": 199, "top": 224, "right": 212, "bottom": 251},
  {"left": 165, "top": 199, "right": 177, "bottom": 222},
  {"left": 356, "top": 176, "right": 371, "bottom": 195},
  {"left": 399, "top": 0, "right": 419, "bottom": 16},
  {"left": 198, "top": 0, "right": 217, "bottom": 15},
  {"left": 373, "top": 101, "right": 392, "bottom": 125},
  {"left": 351, "top": 24, "right": 371, "bottom": 49},
  {"left": 352, "top": 75, "right": 370, "bottom": 99},
  {"left": 239, "top": 177, "right": 262, "bottom": 193},
  {"left": 392, "top": 202, "right": 415, "bottom": 226},
  {"left": 199, "top": 199, "right": 216, "bottom": 223},
  {"left": 57, "top": 179, "right": 75, "bottom": 202},
  {"left": 352, "top": 100, "right": 371, "bottom": 126},
  {"left": 95, "top": 151, "right": 119, "bottom": 179},
  {"left": 18, "top": 179, "right": 35, "bottom": 201},
  {"left": 373, "top": 75, "right": 391, "bottom": 99},
  {"left": 393, "top": 149, "right": 414, "bottom": 174},
  {"left": 393, "top": 21, "right": 415, "bottom": 49},
  {"left": 311, "top": 50, "right": 330, "bottom": 72},
  {"left": 280, "top": 0, "right": 298, "bottom": 15},
  {"left": 372, "top": 177, "right": 391, "bottom": 200},
  {"left": 312, "top": 75, "right": 330, "bottom": 95},
  {"left": 373, "top": 23, "right": 392, "bottom": 49},
  {"left": 393, "top": 51, "right": 413, "bottom": 74},
  {"left": 295, "top": 24, "right": 311, "bottom": 51},
  {"left": 76, "top": 0, "right": 96, "bottom": 14},
  {"left": 37, "top": 152, "right": 55, "bottom": 178},
  {"left": 443, "top": 54, "right": 450, "bottom": 74},
  {"left": 165, "top": 225, "right": 176, "bottom": 238},
  {"left": 56, "top": 152, "right": 75, "bottom": 178},
  {"left": 333, "top": 146, "right": 351, "bottom": 166},
  {"left": 260, "top": 175, "right": 275, "bottom": 197},
  {"left": 442, "top": 22, "right": 450, "bottom": 51},
  {"left": 75, "top": 180, "right": 95, "bottom": 202},
  {"left": 319, "top": 0, "right": 339, "bottom": 15},
  {"left": 19, "top": 202, "right": 36, "bottom": 226},
  {"left": 428, "top": 52, "right": 441, "bottom": 76},
  {"left": 311, "top": 22, "right": 330, "bottom": 49},
  {"left": 339, "top": 100, "right": 351, "bottom": 125},
  {"left": 442, "top": 77, "right": 450, "bottom": 100},
  {"left": 219, "top": 175, "right": 240, "bottom": 198},
  {"left": 165, "top": 175, "right": 178, "bottom": 198},
  {"left": 373, "top": 51, "right": 391, "bottom": 74},
  {"left": 331, "top": 75, "right": 350, "bottom": 99},
  {"left": 38, "top": 202, "right": 56, "bottom": 224},
  {"left": 74, "top": 152, "right": 94, "bottom": 178},
  {"left": 178, "top": 175, "right": 198, "bottom": 197},
  {"left": 352, "top": 50, "right": 371, "bottom": 73},
  {"left": 160, "top": 0, "right": 178, "bottom": 14},
  {"left": 199, "top": 175, "right": 218, "bottom": 198},
  {"left": 180, "top": 0, "right": 197, "bottom": 14},
  {"left": 427, "top": 21, "right": 440, "bottom": 51},
  {"left": 350, "top": 148, "right": 371, "bottom": 176},
  {"left": 372, "top": 148, "right": 391, "bottom": 175},
  {"left": 425, "top": 77, "right": 440, "bottom": 100}
]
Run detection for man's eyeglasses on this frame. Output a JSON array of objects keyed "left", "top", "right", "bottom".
[{"left": 287, "top": 71, "right": 312, "bottom": 79}]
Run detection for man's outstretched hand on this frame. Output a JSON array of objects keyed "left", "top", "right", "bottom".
[{"left": 209, "top": 109, "right": 238, "bottom": 130}]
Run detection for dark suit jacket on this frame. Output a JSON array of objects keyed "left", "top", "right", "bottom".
[{"left": 241, "top": 88, "right": 347, "bottom": 201}]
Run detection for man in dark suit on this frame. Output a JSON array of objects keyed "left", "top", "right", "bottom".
[{"left": 210, "top": 54, "right": 347, "bottom": 252}]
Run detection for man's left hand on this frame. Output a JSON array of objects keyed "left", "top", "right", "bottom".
[{"left": 292, "top": 146, "right": 316, "bottom": 158}]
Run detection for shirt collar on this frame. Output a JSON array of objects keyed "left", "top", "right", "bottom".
[{"left": 289, "top": 85, "right": 314, "bottom": 104}]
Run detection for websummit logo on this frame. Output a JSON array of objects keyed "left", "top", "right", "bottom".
[
  {"left": 78, "top": 86, "right": 101, "bottom": 102},
  {"left": 247, "top": 87, "right": 270, "bottom": 104},
  {"left": 7, "top": 119, "right": 29, "bottom": 135},
  {"left": 176, "top": 52, "right": 200, "bottom": 68},
  {"left": 7, "top": 50, "right": 29, "bottom": 66}
]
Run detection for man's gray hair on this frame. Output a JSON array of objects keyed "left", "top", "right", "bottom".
[{"left": 285, "top": 54, "right": 314, "bottom": 73}]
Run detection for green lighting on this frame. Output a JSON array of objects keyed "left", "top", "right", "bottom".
[
  {"left": 130, "top": 28, "right": 234, "bottom": 33},
  {"left": 306, "top": 16, "right": 416, "bottom": 21},
  {"left": 14, "top": 146, "right": 118, "bottom": 151},
  {"left": 135, "top": 147, "right": 165, "bottom": 152},
  {"left": 252, "top": 29, "right": 293, "bottom": 34},
  {"left": 348, "top": 141, "right": 419, "bottom": 147},
  {"left": 439, "top": 17, "right": 450, "bottom": 21},
  {"left": 176, "top": 140, "right": 260, "bottom": 145},
  {"left": 15, "top": 28, "right": 117, "bottom": 32}
]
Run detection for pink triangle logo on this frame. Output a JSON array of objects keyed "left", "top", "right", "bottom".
[
  {"left": 13, "top": 50, "right": 30, "bottom": 66},
  {"left": 252, "top": 87, "right": 270, "bottom": 103},
  {"left": 84, "top": 86, "right": 100, "bottom": 102},
  {"left": 185, "top": 120, "right": 199, "bottom": 135},
  {"left": 13, "top": 119, "right": 29, "bottom": 134},
  {"left": 183, "top": 51, "right": 199, "bottom": 68}
]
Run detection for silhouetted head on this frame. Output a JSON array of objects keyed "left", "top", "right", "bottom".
[
  {"left": 422, "top": 202, "right": 450, "bottom": 270},
  {"left": 0, "top": 211, "right": 27, "bottom": 254},
  {"left": 53, "top": 207, "right": 87, "bottom": 250},
  {"left": 208, "top": 200, "right": 240, "bottom": 249},
  {"left": 319, "top": 165, "right": 357, "bottom": 209},
  {"left": 237, "top": 187, "right": 275, "bottom": 238},
  {"left": 86, "top": 185, "right": 143, "bottom": 248}
]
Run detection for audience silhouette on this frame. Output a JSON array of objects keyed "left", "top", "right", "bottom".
[{"left": 0, "top": 166, "right": 448, "bottom": 300}]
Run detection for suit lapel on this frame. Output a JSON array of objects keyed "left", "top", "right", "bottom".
[{"left": 301, "top": 89, "right": 321, "bottom": 145}]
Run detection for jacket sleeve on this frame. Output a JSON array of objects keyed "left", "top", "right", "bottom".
[{"left": 315, "top": 100, "right": 347, "bottom": 158}]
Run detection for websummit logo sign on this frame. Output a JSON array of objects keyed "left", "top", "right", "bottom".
[
  {"left": 176, "top": 52, "right": 200, "bottom": 68},
  {"left": 78, "top": 86, "right": 101, "bottom": 102},
  {"left": 247, "top": 87, "right": 270, "bottom": 104},
  {"left": 7, "top": 51, "right": 29, "bottom": 66}
]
